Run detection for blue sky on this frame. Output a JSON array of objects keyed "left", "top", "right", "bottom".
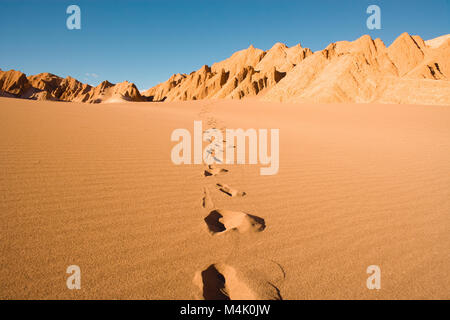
[{"left": 0, "top": 0, "right": 449, "bottom": 90}]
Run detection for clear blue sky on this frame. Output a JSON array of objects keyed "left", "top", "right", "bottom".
[{"left": 0, "top": 0, "right": 449, "bottom": 90}]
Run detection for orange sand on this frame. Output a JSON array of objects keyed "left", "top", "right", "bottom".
[{"left": 0, "top": 97, "right": 449, "bottom": 299}]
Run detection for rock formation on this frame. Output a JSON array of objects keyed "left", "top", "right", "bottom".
[
  {"left": 141, "top": 33, "right": 449, "bottom": 105},
  {"left": 0, "top": 70, "right": 143, "bottom": 103},
  {"left": 1, "top": 33, "right": 449, "bottom": 105},
  {"left": 262, "top": 33, "right": 450, "bottom": 104},
  {"left": 141, "top": 43, "right": 309, "bottom": 101}
]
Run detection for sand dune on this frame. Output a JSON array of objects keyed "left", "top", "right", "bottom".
[{"left": 1, "top": 97, "right": 449, "bottom": 299}]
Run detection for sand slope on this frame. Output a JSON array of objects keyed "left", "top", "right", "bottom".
[{"left": 1, "top": 97, "right": 449, "bottom": 299}]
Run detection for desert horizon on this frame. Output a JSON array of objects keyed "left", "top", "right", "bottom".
[
  {"left": 1, "top": 32, "right": 450, "bottom": 106},
  {"left": 1, "top": 0, "right": 449, "bottom": 307}
]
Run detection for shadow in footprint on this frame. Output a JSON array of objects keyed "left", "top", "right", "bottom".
[
  {"left": 197, "top": 263, "right": 282, "bottom": 300},
  {"left": 216, "top": 183, "right": 246, "bottom": 197},
  {"left": 204, "top": 170, "right": 214, "bottom": 177},
  {"left": 204, "top": 166, "right": 228, "bottom": 177},
  {"left": 246, "top": 214, "right": 266, "bottom": 231},
  {"left": 204, "top": 210, "right": 226, "bottom": 233},
  {"left": 204, "top": 210, "right": 265, "bottom": 235},
  {"left": 201, "top": 265, "right": 230, "bottom": 300}
]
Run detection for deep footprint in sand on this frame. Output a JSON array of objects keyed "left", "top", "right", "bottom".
[
  {"left": 216, "top": 183, "right": 246, "bottom": 197},
  {"left": 204, "top": 165, "right": 228, "bottom": 177},
  {"left": 193, "top": 263, "right": 282, "bottom": 300},
  {"left": 204, "top": 209, "right": 265, "bottom": 235}
]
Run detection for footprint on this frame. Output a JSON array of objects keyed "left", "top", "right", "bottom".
[
  {"left": 193, "top": 263, "right": 282, "bottom": 300},
  {"left": 194, "top": 264, "right": 229, "bottom": 300},
  {"left": 204, "top": 165, "right": 228, "bottom": 177},
  {"left": 204, "top": 210, "right": 265, "bottom": 235},
  {"left": 201, "top": 187, "right": 215, "bottom": 210},
  {"left": 216, "top": 183, "right": 246, "bottom": 197},
  {"left": 204, "top": 148, "right": 223, "bottom": 164}
]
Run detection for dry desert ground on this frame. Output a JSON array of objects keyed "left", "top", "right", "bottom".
[{"left": 0, "top": 97, "right": 449, "bottom": 299}]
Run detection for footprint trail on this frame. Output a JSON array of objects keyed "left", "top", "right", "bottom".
[{"left": 192, "top": 101, "right": 283, "bottom": 300}]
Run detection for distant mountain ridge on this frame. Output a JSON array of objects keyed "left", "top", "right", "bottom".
[
  {"left": 1, "top": 33, "right": 449, "bottom": 105},
  {"left": 0, "top": 71, "right": 144, "bottom": 103},
  {"left": 142, "top": 42, "right": 313, "bottom": 101},
  {"left": 142, "top": 33, "right": 450, "bottom": 105}
]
